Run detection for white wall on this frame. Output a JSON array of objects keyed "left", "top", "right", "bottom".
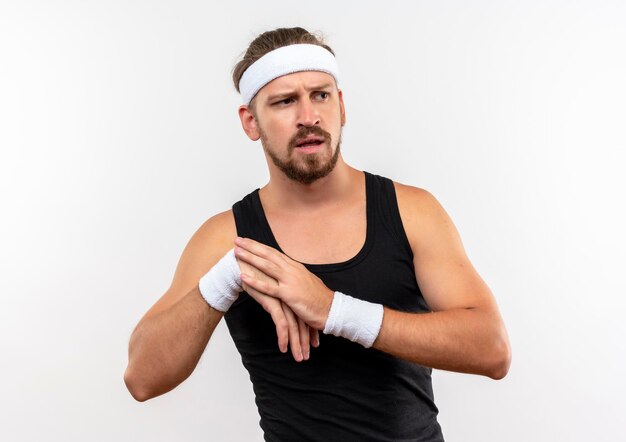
[{"left": 1, "top": 1, "right": 625, "bottom": 440}]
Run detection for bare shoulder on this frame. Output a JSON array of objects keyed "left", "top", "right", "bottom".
[
  {"left": 189, "top": 209, "right": 237, "bottom": 252},
  {"left": 392, "top": 180, "right": 437, "bottom": 216},
  {"left": 392, "top": 180, "right": 453, "bottom": 248},
  {"left": 169, "top": 209, "right": 237, "bottom": 293},
  {"left": 138, "top": 209, "right": 237, "bottom": 321},
  {"left": 393, "top": 180, "right": 494, "bottom": 312}
]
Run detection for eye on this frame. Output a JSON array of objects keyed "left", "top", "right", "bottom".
[
  {"left": 273, "top": 97, "right": 294, "bottom": 106},
  {"left": 314, "top": 91, "right": 330, "bottom": 101}
]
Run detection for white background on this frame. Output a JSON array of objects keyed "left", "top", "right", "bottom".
[{"left": 1, "top": 1, "right": 625, "bottom": 441}]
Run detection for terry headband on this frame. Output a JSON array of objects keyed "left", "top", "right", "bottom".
[{"left": 239, "top": 43, "right": 340, "bottom": 105}]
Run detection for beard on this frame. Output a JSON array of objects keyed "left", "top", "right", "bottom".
[{"left": 259, "top": 124, "right": 342, "bottom": 185}]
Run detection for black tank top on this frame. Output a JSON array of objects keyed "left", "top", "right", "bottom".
[{"left": 225, "top": 171, "right": 444, "bottom": 442}]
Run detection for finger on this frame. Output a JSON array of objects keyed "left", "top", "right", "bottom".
[
  {"left": 244, "top": 285, "right": 288, "bottom": 353},
  {"left": 298, "top": 316, "right": 310, "bottom": 360},
  {"left": 270, "top": 302, "right": 289, "bottom": 354},
  {"left": 238, "top": 256, "right": 278, "bottom": 286},
  {"left": 235, "top": 247, "right": 282, "bottom": 281},
  {"left": 310, "top": 326, "right": 320, "bottom": 348},
  {"left": 235, "top": 237, "right": 292, "bottom": 267},
  {"left": 282, "top": 303, "right": 303, "bottom": 362},
  {"left": 240, "top": 273, "right": 280, "bottom": 298}
]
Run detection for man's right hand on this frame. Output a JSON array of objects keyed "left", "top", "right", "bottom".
[{"left": 237, "top": 257, "right": 318, "bottom": 362}]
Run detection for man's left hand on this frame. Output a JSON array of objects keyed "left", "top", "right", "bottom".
[{"left": 233, "top": 236, "right": 334, "bottom": 331}]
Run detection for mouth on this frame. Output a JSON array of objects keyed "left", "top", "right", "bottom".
[{"left": 295, "top": 136, "right": 325, "bottom": 148}]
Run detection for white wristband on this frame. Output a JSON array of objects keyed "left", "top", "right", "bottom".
[
  {"left": 322, "top": 291, "right": 384, "bottom": 348},
  {"left": 198, "top": 249, "right": 242, "bottom": 312}
]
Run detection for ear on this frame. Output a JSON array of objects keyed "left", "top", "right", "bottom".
[
  {"left": 338, "top": 89, "right": 346, "bottom": 126},
  {"left": 238, "top": 105, "right": 261, "bottom": 141}
]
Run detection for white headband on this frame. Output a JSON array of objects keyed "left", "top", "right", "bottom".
[{"left": 239, "top": 43, "right": 339, "bottom": 105}]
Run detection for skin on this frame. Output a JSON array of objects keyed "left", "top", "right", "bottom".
[
  {"left": 123, "top": 210, "right": 315, "bottom": 401},
  {"left": 235, "top": 70, "right": 512, "bottom": 379},
  {"left": 124, "top": 69, "right": 511, "bottom": 403}
]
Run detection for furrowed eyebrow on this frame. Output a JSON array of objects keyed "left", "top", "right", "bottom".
[{"left": 306, "top": 82, "right": 333, "bottom": 91}]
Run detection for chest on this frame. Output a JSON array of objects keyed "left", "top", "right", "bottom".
[{"left": 265, "top": 202, "right": 366, "bottom": 265}]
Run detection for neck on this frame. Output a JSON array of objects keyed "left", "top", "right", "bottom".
[{"left": 260, "top": 158, "right": 363, "bottom": 213}]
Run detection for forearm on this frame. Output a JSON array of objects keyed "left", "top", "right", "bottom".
[
  {"left": 231, "top": 237, "right": 512, "bottom": 378},
  {"left": 373, "top": 307, "right": 511, "bottom": 379},
  {"left": 124, "top": 286, "right": 224, "bottom": 401}
]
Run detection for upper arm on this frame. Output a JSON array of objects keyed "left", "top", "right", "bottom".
[
  {"left": 394, "top": 182, "right": 497, "bottom": 312},
  {"left": 137, "top": 209, "right": 237, "bottom": 323}
]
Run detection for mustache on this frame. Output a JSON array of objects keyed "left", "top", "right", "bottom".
[{"left": 288, "top": 126, "right": 332, "bottom": 150}]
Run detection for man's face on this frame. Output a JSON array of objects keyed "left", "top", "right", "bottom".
[{"left": 241, "top": 71, "right": 346, "bottom": 185}]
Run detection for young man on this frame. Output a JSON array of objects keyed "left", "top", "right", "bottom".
[{"left": 124, "top": 27, "right": 511, "bottom": 441}]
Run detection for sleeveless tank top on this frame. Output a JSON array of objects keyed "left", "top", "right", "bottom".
[{"left": 225, "top": 171, "right": 445, "bottom": 442}]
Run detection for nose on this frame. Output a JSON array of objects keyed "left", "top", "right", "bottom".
[{"left": 296, "top": 98, "right": 320, "bottom": 128}]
